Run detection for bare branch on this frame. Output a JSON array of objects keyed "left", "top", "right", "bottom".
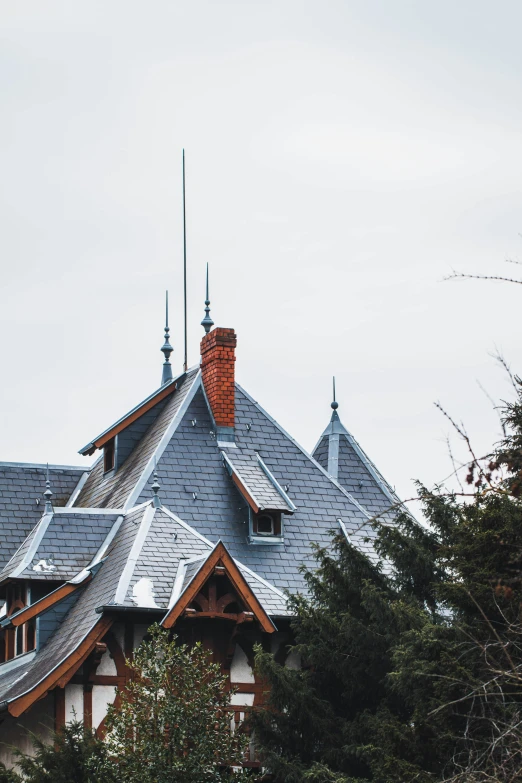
[{"left": 445, "top": 271, "right": 522, "bottom": 285}]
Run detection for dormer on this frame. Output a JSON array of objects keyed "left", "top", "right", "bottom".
[{"left": 221, "top": 450, "right": 296, "bottom": 545}]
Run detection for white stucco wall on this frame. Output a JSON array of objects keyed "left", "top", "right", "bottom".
[
  {"left": 0, "top": 692, "right": 54, "bottom": 770},
  {"left": 96, "top": 647, "right": 117, "bottom": 676},
  {"left": 65, "top": 683, "right": 84, "bottom": 723},
  {"left": 230, "top": 644, "right": 255, "bottom": 683},
  {"left": 92, "top": 684, "right": 116, "bottom": 729}
]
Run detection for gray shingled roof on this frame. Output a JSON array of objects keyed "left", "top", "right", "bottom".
[
  {"left": 0, "top": 504, "right": 288, "bottom": 705},
  {"left": 0, "top": 511, "right": 120, "bottom": 584},
  {"left": 313, "top": 409, "right": 401, "bottom": 523},
  {"left": 74, "top": 368, "right": 199, "bottom": 509},
  {"left": 133, "top": 385, "right": 378, "bottom": 592},
  {"left": 0, "top": 464, "right": 85, "bottom": 569},
  {"left": 125, "top": 508, "right": 211, "bottom": 609},
  {"left": 0, "top": 505, "right": 145, "bottom": 704},
  {"left": 222, "top": 449, "right": 295, "bottom": 513}
]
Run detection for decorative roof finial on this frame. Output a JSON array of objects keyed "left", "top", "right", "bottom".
[
  {"left": 330, "top": 376, "right": 340, "bottom": 422},
  {"left": 331, "top": 376, "right": 338, "bottom": 410},
  {"left": 44, "top": 463, "right": 53, "bottom": 513},
  {"left": 161, "top": 290, "right": 174, "bottom": 385},
  {"left": 201, "top": 263, "right": 214, "bottom": 335},
  {"left": 152, "top": 460, "right": 161, "bottom": 508}
]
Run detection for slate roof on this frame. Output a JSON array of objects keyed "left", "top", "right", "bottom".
[
  {"left": 125, "top": 508, "right": 210, "bottom": 609},
  {"left": 222, "top": 450, "right": 295, "bottom": 513},
  {"left": 0, "top": 506, "right": 145, "bottom": 705},
  {"left": 0, "top": 511, "right": 120, "bottom": 583},
  {"left": 0, "top": 503, "right": 288, "bottom": 705},
  {"left": 0, "top": 349, "right": 408, "bottom": 710},
  {"left": 74, "top": 368, "right": 199, "bottom": 509},
  {"left": 313, "top": 408, "right": 400, "bottom": 523},
  {"left": 0, "top": 463, "right": 85, "bottom": 569},
  {"left": 131, "top": 385, "right": 378, "bottom": 591}
]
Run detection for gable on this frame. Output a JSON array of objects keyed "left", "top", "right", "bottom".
[{"left": 162, "top": 542, "right": 275, "bottom": 633}]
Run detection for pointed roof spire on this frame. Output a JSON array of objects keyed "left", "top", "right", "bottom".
[
  {"left": 161, "top": 290, "right": 174, "bottom": 385},
  {"left": 201, "top": 263, "right": 214, "bottom": 335},
  {"left": 152, "top": 462, "right": 161, "bottom": 508},
  {"left": 44, "top": 463, "right": 53, "bottom": 514},
  {"left": 331, "top": 376, "right": 339, "bottom": 421}
]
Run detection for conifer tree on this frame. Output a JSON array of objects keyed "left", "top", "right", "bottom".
[
  {"left": 5, "top": 720, "right": 113, "bottom": 783},
  {"left": 252, "top": 384, "right": 522, "bottom": 782}
]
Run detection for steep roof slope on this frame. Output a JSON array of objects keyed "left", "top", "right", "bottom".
[
  {"left": 135, "top": 385, "right": 377, "bottom": 593},
  {"left": 74, "top": 368, "right": 199, "bottom": 509},
  {"left": 0, "top": 464, "right": 85, "bottom": 569},
  {"left": 313, "top": 406, "right": 400, "bottom": 522}
]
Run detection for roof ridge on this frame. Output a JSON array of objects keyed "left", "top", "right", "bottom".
[{"left": 0, "top": 462, "right": 86, "bottom": 471}]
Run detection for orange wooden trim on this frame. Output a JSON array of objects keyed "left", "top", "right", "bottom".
[
  {"left": 231, "top": 473, "right": 260, "bottom": 513},
  {"left": 8, "top": 616, "right": 113, "bottom": 718},
  {"left": 88, "top": 675, "right": 125, "bottom": 686},
  {"left": 162, "top": 542, "right": 275, "bottom": 634},
  {"left": 214, "top": 546, "right": 275, "bottom": 634},
  {"left": 10, "top": 578, "right": 91, "bottom": 627},
  {"left": 93, "top": 383, "right": 177, "bottom": 450},
  {"left": 104, "top": 631, "right": 127, "bottom": 677}
]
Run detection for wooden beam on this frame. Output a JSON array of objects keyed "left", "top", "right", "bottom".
[
  {"left": 54, "top": 687, "right": 65, "bottom": 731},
  {"left": 231, "top": 473, "right": 260, "bottom": 513},
  {"left": 8, "top": 616, "right": 113, "bottom": 718},
  {"left": 84, "top": 685, "right": 92, "bottom": 729},
  {"left": 162, "top": 543, "right": 275, "bottom": 634},
  {"left": 92, "top": 382, "right": 177, "bottom": 450},
  {"left": 9, "top": 578, "right": 91, "bottom": 627}
]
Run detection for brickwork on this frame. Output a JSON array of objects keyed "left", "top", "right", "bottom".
[{"left": 200, "top": 327, "right": 237, "bottom": 428}]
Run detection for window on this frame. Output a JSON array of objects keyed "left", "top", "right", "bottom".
[
  {"left": 2, "top": 584, "right": 36, "bottom": 662},
  {"left": 104, "top": 438, "right": 115, "bottom": 473},
  {"left": 250, "top": 511, "right": 282, "bottom": 541}
]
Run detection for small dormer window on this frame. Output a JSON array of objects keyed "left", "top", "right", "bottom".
[
  {"left": 250, "top": 511, "right": 283, "bottom": 542},
  {"left": 104, "top": 438, "right": 115, "bottom": 473}
]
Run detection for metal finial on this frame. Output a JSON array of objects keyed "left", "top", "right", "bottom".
[
  {"left": 152, "top": 463, "right": 161, "bottom": 508},
  {"left": 44, "top": 462, "right": 53, "bottom": 513},
  {"left": 161, "top": 290, "right": 174, "bottom": 385},
  {"left": 331, "top": 377, "right": 338, "bottom": 410},
  {"left": 201, "top": 263, "right": 214, "bottom": 334}
]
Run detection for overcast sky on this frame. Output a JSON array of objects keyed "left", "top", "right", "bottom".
[{"left": 1, "top": 1, "right": 521, "bottom": 512}]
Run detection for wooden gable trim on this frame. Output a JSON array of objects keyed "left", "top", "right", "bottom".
[
  {"left": 8, "top": 577, "right": 91, "bottom": 628},
  {"left": 8, "top": 616, "right": 113, "bottom": 718},
  {"left": 162, "top": 542, "right": 275, "bottom": 634},
  {"left": 231, "top": 473, "right": 260, "bottom": 514},
  {"left": 80, "top": 381, "right": 178, "bottom": 456}
]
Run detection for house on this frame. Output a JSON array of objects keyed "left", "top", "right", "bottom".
[{"left": 0, "top": 308, "right": 401, "bottom": 770}]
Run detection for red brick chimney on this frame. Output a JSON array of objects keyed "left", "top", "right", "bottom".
[{"left": 200, "top": 327, "right": 237, "bottom": 442}]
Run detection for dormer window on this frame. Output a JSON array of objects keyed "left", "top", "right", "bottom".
[
  {"left": 104, "top": 438, "right": 115, "bottom": 473},
  {"left": 2, "top": 584, "right": 36, "bottom": 662},
  {"left": 249, "top": 510, "right": 283, "bottom": 544},
  {"left": 253, "top": 512, "right": 281, "bottom": 537}
]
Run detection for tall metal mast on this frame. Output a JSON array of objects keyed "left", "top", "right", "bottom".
[{"left": 182, "top": 149, "right": 188, "bottom": 372}]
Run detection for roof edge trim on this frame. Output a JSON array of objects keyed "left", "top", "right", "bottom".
[
  {"left": 123, "top": 371, "right": 202, "bottom": 511},
  {"left": 235, "top": 383, "right": 372, "bottom": 519},
  {"left": 78, "top": 373, "right": 185, "bottom": 456},
  {"left": 7, "top": 616, "right": 113, "bottom": 717}
]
